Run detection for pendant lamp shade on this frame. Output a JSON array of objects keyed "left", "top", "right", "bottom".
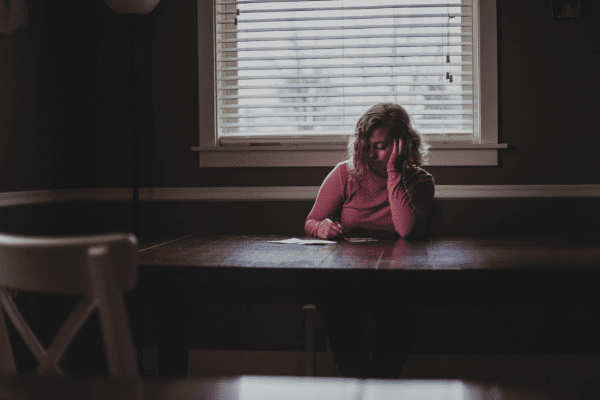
[{"left": 104, "top": 0, "right": 159, "bottom": 15}]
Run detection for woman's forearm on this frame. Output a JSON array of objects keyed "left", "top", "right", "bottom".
[
  {"left": 305, "top": 164, "right": 346, "bottom": 237},
  {"left": 387, "top": 169, "right": 434, "bottom": 237}
]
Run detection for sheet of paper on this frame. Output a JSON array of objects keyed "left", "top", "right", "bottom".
[{"left": 268, "top": 238, "right": 337, "bottom": 245}]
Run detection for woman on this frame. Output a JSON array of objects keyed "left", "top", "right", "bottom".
[{"left": 305, "top": 103, "right": 435, "bottom": 378}]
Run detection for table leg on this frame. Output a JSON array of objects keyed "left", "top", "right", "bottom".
[{"left": 151, "top": 286, "right": 192, "bottom": 377}]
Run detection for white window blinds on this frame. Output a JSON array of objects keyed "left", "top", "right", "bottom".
[{"left": 215, "top": 0, "right": 477, "bottom": 146}]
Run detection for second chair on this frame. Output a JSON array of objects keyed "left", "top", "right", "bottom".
[{"left": 0, "top": 232, "right": 139, "bottom": 377}]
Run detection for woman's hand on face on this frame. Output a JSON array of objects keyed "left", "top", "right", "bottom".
[
  {"left": 316, "top": 218, "right": 344, "bottom": 239},
  {"left": 386, "top": 138, "right": 403, "bottom": 173}
]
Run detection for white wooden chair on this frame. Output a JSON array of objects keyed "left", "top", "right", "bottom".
[{"left": 0, "top": 232, "right": 139, "bottom": 377}]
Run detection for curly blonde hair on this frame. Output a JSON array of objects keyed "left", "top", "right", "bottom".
[{"left": 347, "top": 103, "right": 428, "bottom": 181}]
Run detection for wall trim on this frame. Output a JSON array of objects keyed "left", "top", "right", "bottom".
[
  {"left": 142, "top": 186, "right": 319, "bottom": 201},
  {"left": 140, "top": 185, "right": 600, "bottom": 200},
  {"left": 1, "top": 185, "right": 600, "bottom": 207},
  {"left": 0, "top": 189, "right": 62, "bottom": 207},
  {"left": 141, "top": 185, "right": 600, "bottom": 200},
  {"left": 434, "top": 184, "right": 600, "bottom": 199}
]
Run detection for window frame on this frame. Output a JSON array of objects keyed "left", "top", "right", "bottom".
[{"left": 193, "top": 0, "right": 505, "bottom": 167}]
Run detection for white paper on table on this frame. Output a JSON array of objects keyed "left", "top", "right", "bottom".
[{"left": 268, "top": 238, "right": 337, "bottom": 245}]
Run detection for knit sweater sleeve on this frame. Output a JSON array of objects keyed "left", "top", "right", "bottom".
[
  {"left": 305, "top": 163, "right": 346, "bottom": 237},
  {"left": 386, "top": 167, "right": 435, "bottom": 237}
]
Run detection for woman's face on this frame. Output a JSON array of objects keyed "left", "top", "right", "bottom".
[{"left": 367, "top": 127, "right": 395, "bottom": 174}]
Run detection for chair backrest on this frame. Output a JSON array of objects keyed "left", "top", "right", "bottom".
[{"left": 0, "top": 232, "right": 139, "bottom": 377}]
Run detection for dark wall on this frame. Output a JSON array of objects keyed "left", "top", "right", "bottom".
[
  {"left": 46, "top": 1, "right": 134, "bottom": 189},
  {"left": 0, "top": 0, "right": 54, "bottom": 192},
  {"left": 0, "top": 0, "right": 135, "bottom": 192}
]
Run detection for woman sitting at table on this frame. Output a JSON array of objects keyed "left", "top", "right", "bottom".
[{"left": 305, "top": 102, "right": 435, "bottom": 378}]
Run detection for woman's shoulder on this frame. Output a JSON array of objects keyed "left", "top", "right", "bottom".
[
  {"left": 331, "top": 160, "right": 351, "bottom": 178},
  {"left": 321, "top": 161, "right": 351, "bottom": 188},
  {"left": 336, "top": 160, "right": 351, "bottom": 171}
]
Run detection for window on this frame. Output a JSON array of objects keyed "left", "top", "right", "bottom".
[{"left": 194, "top": 0, "right": 504, "bottom": 167}]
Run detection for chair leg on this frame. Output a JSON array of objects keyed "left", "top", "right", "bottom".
[
  {"left": 0, "top": 302, "right": 17, "bottom": 373},
  {"left": 303, "top": 304, "right": 316, "bottom": 376}
]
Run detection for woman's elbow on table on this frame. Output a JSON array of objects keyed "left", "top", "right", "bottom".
[
  {"left": 395, "top": 225, "right": 415, "bottom": 238},
  {"left": 393, "top": 214, "right": 420, "bottom": 237}
]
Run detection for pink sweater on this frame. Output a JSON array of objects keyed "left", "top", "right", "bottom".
[{"left": 305, "top": 161, "right": 435, "bottom": 237}]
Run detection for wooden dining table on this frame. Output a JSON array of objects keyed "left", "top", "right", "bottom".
[
  {"left": 135, "top": 234, "right": 600, "bottom": 376},
  {"left": 137, "top": 234, "right": 600, "bottom": 306}
]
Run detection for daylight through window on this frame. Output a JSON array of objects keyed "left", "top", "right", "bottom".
[{"left": 215, "top": 0, "right": 478, "bottom": 146}]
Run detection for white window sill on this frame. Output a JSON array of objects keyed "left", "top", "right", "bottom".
[{"left": 191, "top": 143, "right": 508, "bottom": 167}]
